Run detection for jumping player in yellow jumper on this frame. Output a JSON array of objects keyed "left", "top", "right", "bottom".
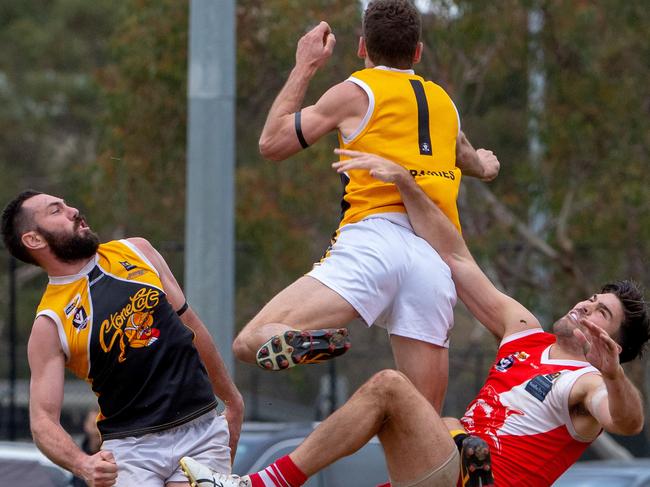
[{"left": 233, "top": 0, "right": 500, "bottom": 410}]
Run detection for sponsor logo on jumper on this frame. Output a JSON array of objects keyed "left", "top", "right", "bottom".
[
  {"left": 525, "top": 372, "right": 562, "bottom": 402},
  {"left": 495, "top": 351, "right": 530, "bottom": 372},
  {"left": 99, "top": 287, "right": 161, "bottom": 362},
  {"left": 408, "top": 168, "right": 456, "bottom": 180},
  {"left": 64, "top": 294, "right": 82, "bottom": 318},
  {"left": 127, "top": 269, "right": 146, "bottom": 279},
  {"left": 119, "top": 260, "right": 137, "bottom": 271},
  {"left": 421, "top": 142, "right": 430, "bottom": 153}
]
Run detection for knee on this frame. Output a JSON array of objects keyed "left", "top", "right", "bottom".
[
  {"left": 363, "top": 369, "right": 412, "bottom": 401},
  {"left": 232, "top": 332, "right": 252, "bottom": 362}
]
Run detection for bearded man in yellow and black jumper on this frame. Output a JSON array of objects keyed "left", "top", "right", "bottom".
[{"left": 1, "top": 190, "right": 244, "bottom": 487}]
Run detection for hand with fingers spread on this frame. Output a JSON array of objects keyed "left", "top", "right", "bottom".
[
  {"left": 332, "top": 149, "right": 411, "bottom": 184},
  {"left": 296, "top": 21, "right": 336, "bottom": 71},
  {"left": 574, "top": 318, "right": 623, "bottom": 380}
]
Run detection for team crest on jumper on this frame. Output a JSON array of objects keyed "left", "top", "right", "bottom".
[
  {"left": 461, "top": 384, "right": 524, "bottom": 451},
  {"left": 99, "top": 287, "right": 161, "bottom": 362},
  {"left": 495, "top": 351, "right": 530, "bottom": 372},
  {"left": 124, "top": 312, "right": 160, "bottom": 348},
  {"left": 72, "top": 306, "right": 90, "bottom": 330},
  {"left": 64, "top": 295, "right": 90, "bottom": 331}
]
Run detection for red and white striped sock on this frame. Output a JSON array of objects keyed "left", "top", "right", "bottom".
[{"left": 247, "top": 455, "right": 307, "bottom": 487}]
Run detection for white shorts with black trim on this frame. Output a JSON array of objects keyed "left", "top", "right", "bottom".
[
  {"left": 102, "top": 409, "right": 230, "bottom": 486},
  {"left": 308, "top": 214, "right": 456, "bottom": 347}
]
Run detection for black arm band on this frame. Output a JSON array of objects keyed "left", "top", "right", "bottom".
[
  {"left": 294, "top": 111, "right": 310, "bottom": 149},
  {"left": 176, "top": 301, "right": 189, "bottom": 317}
]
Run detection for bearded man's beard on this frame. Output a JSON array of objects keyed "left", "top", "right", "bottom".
[{"left": 38, "top": 221, "right": 100, "bottom": 263}]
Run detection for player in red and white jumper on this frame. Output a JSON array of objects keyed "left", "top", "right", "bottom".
[{"left": 181, "top": 151, "right": 649, "bottom": 487}]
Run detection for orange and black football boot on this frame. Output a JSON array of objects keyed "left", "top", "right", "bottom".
[{"left": 256, "top": 328, "right": 351, "bottom": 371}]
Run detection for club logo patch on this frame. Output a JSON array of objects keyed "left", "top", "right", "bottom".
[
  {"left": 495, "top": 351, "right": 530, "bottom": 372},
  {"left": 72, "top": 306, "right": 90, "bottom": 330},
  {"left": 64, "top": 295, "right": 90, "bottom": 331}
]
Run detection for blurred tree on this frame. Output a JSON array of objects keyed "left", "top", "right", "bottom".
[
  {"left": 1, "top": 0, "right": 648, "bottom": 445},
  {"left": 0, "top": 0, "right": 116, "bottom": 378},
  {"left": 88, "top": 0, "right": 189, "bottom": 242}
]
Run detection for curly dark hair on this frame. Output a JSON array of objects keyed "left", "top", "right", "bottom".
[
  {"left": 1, "top": 189, "right": 43, "bottom": 264},
  {"left": 363, "top": 0, "right": 421, "bottom": 69},
  {"left": 602, "top": 280, "right": 650, "bottom": 363}
]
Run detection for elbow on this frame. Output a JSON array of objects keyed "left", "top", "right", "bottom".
[
  {"left": 30, "top": 416, "right": 46, "bottom": 446},
  {"left": 258, "top": 137, "right": 285, "bottom": 162},
  {"left": 613, "top": 415, "right": 644, "bottom": 436}
]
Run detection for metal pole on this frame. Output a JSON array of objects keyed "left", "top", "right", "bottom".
[
  {"left": 8, "top": 256, "right": 17, "bottom": 440},
  {"left": 185, "top": 0, "right": 236, "bottom": 373},
  {"left": 527, "top": 2, "right": 552, "bottom": 322}
]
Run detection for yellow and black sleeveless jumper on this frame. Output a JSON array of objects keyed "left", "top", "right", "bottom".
[
  {"left": 36, "top": 239, "right": 217, "bottom": 440},
  {"left": 338, "top": 67, "right": 461, "bottom": 231}
]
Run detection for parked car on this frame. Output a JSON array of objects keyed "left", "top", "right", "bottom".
[
  {"left": 234, "top": 422, "right": 389, "bottom": 487},
  {"left": 0, "top": 422, "right": 388, "bottom": 487},
  {"left": 554, "top": 459, "right": 650, "bottom": 486},
  {"left": 0, "top": 440, "right": 73, "bottom": 487}
]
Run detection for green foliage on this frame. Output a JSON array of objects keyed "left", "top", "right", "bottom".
[
  {"left": 0, "top": 1, "right": 116, "bottom": 375},
  {"left": 234, "top": 0, "right": 364, "bottom": 325},
  {"left": 2, "top": 0, "right": 650, "bottom": 420},
  {"left": 85, "top": 0, "right": 189, "bottom": 242},
  {"left": 0, "top": 0, "right": 115, "bottom": 196}
]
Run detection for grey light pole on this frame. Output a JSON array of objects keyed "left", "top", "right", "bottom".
[{"left": 185, "top": 0, "right": 236, "bottom": 372}]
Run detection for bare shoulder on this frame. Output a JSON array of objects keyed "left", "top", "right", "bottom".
[
  {"left": 126, "top": 236, "right": 154, "bottom": 254},
  {"left": 126, "top": 236, "right": 164, "bottom": 265},
  {"left": 316, "top": 79, "right": 368, "bottom": 116},
  {"left": 28, "top": 315, "right": 64, "bottom": 359},
  {"left": 126, "top": 237, "right": 177, "bottom": 283}
]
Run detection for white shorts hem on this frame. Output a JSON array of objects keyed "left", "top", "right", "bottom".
[
  {"left": 387, "top": 328, "right": 450, "bottom": 348},
  {"left": 307, "top": 270, "right": 375, "bottom": 325}
]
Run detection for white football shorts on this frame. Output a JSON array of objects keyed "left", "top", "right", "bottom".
[
  {"left": 103, "top": 409, "right": 230, "bottom": 486},
  {"left": 308, "top": 214, "right": 456, "bottom": 347}
]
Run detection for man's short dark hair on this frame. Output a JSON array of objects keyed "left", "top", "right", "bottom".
[
  {"left": 602, "top": 280, "right": 650, "bottom": 363},
  {"left": 363, "top": 0, "right": 421, "bottom": 69},
  {"left": 1, "top": 189, "right": 43, "bottom": 265}
]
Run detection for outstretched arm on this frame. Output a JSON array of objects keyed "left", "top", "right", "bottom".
[
  {"left": 576, "top": 318, "right": 644, "bottom": 435},
  {"left": 129, "top": 237, "right": 244, "bottom": 462},
  {"left": 456, "top": 132, "right": 500, "bottom": 181},
  {"left": 333, "top": 149, "right": 539, "bottom": 340},
  {"left": 259, "top": 22, "right": 367, "bottom": 161},
  {"left": 258, "top": 21, "right": 337, "bottom": 160}
]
